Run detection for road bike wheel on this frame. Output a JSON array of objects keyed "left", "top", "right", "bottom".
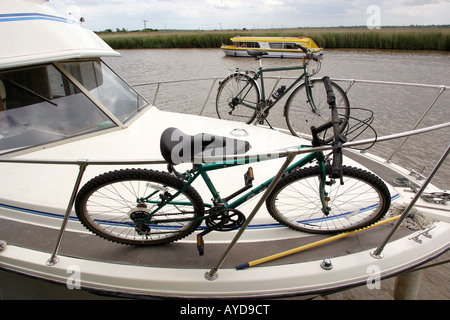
[
  {"left": 266, "top": 166, "right": 391, "bottom": 234},
  {"left": 285, "top": 79, "right": 350, "bottom": 143},
  {"left": 216, "top": 73, "right": 259, "bottom": 123},
  {"left": 75, "top": 169, "right": 204, "bottom": 246}
]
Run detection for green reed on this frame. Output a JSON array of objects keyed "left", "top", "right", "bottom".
[{"left": 99, "top": 28, "right": 450, "bottom": 51}]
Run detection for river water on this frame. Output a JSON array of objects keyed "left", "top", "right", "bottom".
[
  {"left": 104, "top": 48, "right": 450, "bottom": 190},
  {"left": 104, "top": 48, "right": 450, "bottom": 300},
  {"left": 0, "top": 49, "right": 447, "bottom": 300}
]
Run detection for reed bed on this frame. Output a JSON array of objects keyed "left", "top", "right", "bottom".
[{"left": 98, "top": 27, "right": 450, "bottom": 51}]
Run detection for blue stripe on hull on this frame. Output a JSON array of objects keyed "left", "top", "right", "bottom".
[{"left": 0, "top": 13, "right": 74, "bottom": 24}]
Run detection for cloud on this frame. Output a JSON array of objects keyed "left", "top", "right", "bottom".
[
  {"left": 53, "top": 0, "right": 450, "bottom": 31},
  {"left": 403, "top": 0, "right": 440, "bottom": 5}
]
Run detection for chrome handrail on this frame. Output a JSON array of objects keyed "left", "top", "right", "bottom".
[
  {"left": 1, "top": 121, "right": 449, "bottom": 268},
  {"left": 131, "top": 76, "right": 448, "bottom": 162}
]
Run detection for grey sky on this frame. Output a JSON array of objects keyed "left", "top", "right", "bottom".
[{"left": 53, "top": 0, "right": 450, "bottom": 31}]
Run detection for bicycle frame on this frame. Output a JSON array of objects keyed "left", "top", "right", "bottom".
[
  {"left": 142, "top": 148, "right": 330, "bottom": 224},
  {"left": 235, "top": 57, "right": 319, "bottom": 115}
]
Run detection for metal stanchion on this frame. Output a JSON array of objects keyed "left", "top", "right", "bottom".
[
  {"left": 205, "top": 153, "right": 296, "bottom": 280},
  {"left": 47, "top": 161, "right": 88, "bottom": 266},
  {"left": 371, "top": 144, "right": 450, "bottom": 259}
]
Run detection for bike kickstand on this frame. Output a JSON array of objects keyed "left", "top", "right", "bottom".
[{"left": 261, "top": 118, "right": 274, "bottom": 129}]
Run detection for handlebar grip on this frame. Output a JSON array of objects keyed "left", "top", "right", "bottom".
[
  {"left": 299, "top": 45, "right": 309, "bottom": 54},
  {"left": 322, "top": 76, "right": 336, "bottom": 107},
  {"left": 323, "top": 76, "right": 345, "bottom": 180},
  {"left": 331, "top": 142, "right": 343, "bottom": 179}
]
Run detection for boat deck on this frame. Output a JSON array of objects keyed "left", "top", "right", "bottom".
[
  {"left": 0, "top": 212, "right": 413, "bottom": 270},
  {"left": 0, "top": 149, "right": 416, "bottom": 271}
]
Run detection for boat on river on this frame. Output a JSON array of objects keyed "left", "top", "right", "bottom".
[
  {"left": 221, "top": 36, "right": 324, "bottom": 58},
  {"left": 0, "top": 0, "right": 449, "bottom": 300}
]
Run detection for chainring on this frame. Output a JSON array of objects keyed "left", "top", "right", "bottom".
[{"left": 205, "top": 207, "right": 246, "bottom": 231}]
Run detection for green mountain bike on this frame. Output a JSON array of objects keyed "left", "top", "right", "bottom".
[
  {"left": 75, "top": 77, "right": 390, "bottom": 255},
  {"left": 216, "top": 47, "right": 350, "bottom": 143}
]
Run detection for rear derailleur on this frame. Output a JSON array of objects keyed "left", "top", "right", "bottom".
[
  {"left": 255, "top": 102, "right": 272, "bottom": 126},
  {"left": 128, "top": 203, "right": 153, "bottom": 237}
]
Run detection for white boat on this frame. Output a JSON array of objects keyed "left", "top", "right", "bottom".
[
  {"left": 221, "top": 36, "right": 324, "bottom": 58},
  {"left": 0, "top": 0, "right": 449, "bottom": 300}
]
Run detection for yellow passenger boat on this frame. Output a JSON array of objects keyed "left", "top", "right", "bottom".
[{"left": 221, "top": 36, "right": 324, "bottom": 58}]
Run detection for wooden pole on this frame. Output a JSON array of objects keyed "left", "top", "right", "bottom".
[
  {"left": 236, "top": 215, "right": 401, "bottom": 270},
  {"left": 394, "top": 270, "right": 423, "bottom": 300}
]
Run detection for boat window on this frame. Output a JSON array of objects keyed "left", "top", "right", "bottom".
[
  {"left": 235, "top": 42, "right": 260, "bottom": 48},
  {"left": 61, "top": 60, "right": 148, "bottom": 123},
  {"left": 285, "top": 43, "right": 300, "bottom": 50},
  {"left": 247, "top": 42, "right": 260, "bottom": 48},
  {"left": 268, "top": 42, "right": 302, "bottom": 50},
  {"left": 0, "top": 64, "right": 116, "bottom": 155},
  {"left": 269, "top": 42, "right": 283, "bottom": 49}
]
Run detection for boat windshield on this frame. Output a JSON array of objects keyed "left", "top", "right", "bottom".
[
  {"left": 60, "top": 60, "right": 147, "bottom": 123},
  {"left": 0, "top": 59, "right": 148, "bottom": 155}
]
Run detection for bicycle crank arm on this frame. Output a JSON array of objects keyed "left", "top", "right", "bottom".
[
  {"left": 196, "top": 208, "right": 246, "bottom": 255},
  {"left": 196, "top": 222, "right": 224, "bottom": 256},
  {"left": 222, "top": 167, "right": 254, "bottom": 203}
]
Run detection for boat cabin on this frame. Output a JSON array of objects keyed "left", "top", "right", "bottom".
[
  {"left": 0, "top": 60, "right": 147, "bottom": 156},
  {"left": 0, "top": 0, "right": 148, "bottom": 157}
]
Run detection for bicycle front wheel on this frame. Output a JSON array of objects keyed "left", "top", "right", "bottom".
[
  {"left": 266, "top": 166, "right": 391, "bottom": 234},
  {"left": 285, "top": 79, "right": 350, "bottom": 143},
  {"left": 216, "top": 73, "right": 259, "bottom": 123},
  {"left": 75, "top": 169, "right": 204, "bottom": 246}
]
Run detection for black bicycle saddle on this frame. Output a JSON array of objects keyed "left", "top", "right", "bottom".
[
  {"left": 247, "top": 51, "right": 268, "bottom": 59},
  {"left": 160, "top": 127, "right": 251, "bottom": 165}
]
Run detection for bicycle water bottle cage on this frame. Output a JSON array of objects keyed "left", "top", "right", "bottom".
[{"left": 160, "top": 127, "right": 252, "bottom": 165}]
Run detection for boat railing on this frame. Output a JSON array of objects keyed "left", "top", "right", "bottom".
[
  {"left": 133, "top": 76, "right": 449, "bottom": 167},
  {"left": 0, "top": 121, "right": 449, "bottom": 273},
  {"left": 0, "top": 76, "right": 449, "bottom": 277}
]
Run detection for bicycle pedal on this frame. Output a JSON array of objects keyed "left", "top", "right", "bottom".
[
  {"left": 197, "top": 234, "right": 205, "bottom": 256},
  {"left": 244, "top": 167, "right": 254, "bottom": 185}
]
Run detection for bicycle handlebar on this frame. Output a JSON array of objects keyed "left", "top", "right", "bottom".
[
  {"left": 322, "top": 76, "right": 346, "bottom": 180},
  {"left": 323, "top": 76, "right": 336, "bottom": 107},
  {"left": 298, "top": 45, "right": 309, "bottom": 54}
]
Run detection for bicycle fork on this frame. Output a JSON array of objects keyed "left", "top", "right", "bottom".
[
  {"left": 305, "top": 77, "right": 319, "bottom": 114},
  {"left": 318, "top": 158, "right": 331, "bottom": 215}
]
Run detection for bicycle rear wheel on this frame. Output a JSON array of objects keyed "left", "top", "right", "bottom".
[
  {"left": 285, "top": 79, "right": 350, "bottom": 143},
  {"left": 266, "top": 166, "right": 391, "bottom": 234},
  {"left": 216, "top": 73, "right": 259, "bottom": 123},
  {"left": 75, "top": 169, "right": 204, "bottom": 246}
]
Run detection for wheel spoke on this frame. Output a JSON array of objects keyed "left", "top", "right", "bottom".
[
  {"left": 75, "top": 169, "right": 204, "bottom": 245},
  {"left": 267, "top": 166, "right": 390, "bottom": 233}
]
